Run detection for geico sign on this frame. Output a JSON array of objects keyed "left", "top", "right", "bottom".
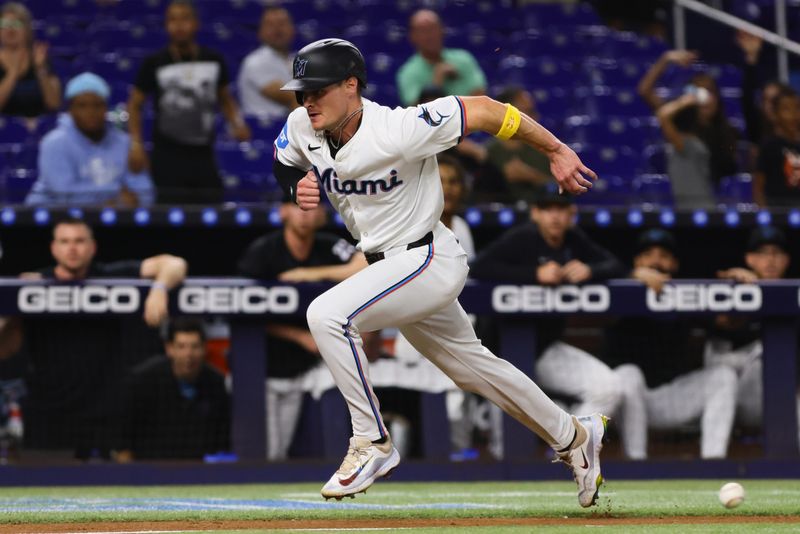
[
  {"left": 492, "top": 285, "right": 610, "bottom": 313},
  {"left": 18, "top": 285, "right": 139, "bottom": 313},
  {"left": 647, "top": 284, "right": 761, "bottom": 312},
  {"left": 178, "top": 286, "right": 299, "bottom": 314}
]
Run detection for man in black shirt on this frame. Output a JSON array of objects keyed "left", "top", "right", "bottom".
[
  {"left": 604, "top": 229, "right": 738, "bottom": 459},
  {"left": 0, "top": 218, "right": 188, "bottom": 458},
  {"left": 126, "top": 0, "right": 251, "bottom": 204},
  {"left": 470, "top": 189, "right": 626, "bottom": 437},
  {"left": 706, "top": 226, "right": 800, "bottom": 446},
  {"left": 238, "top": 197, "right": 366, "bottom": 460},
  {"left": 116, "top": 318, "right": 229, "bottom": 461},
  {"left": 754, "top": 86, "right": 800, "bottom": 206}
]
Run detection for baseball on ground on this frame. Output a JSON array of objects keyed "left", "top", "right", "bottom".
[{"left": 718, "top": 482, "right": 745, "bottom": 508}]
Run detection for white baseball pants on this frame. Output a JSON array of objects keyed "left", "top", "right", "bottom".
[{"left": 306, "top": 222, "right": 575, "bottom": 450}]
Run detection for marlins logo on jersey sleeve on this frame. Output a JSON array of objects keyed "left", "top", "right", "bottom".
[
  {"left": 387, "top": 96, "right": 466, "bottom": 162},
  {"left": 273, "top": 108, "right": 312, "bottom": 170}
]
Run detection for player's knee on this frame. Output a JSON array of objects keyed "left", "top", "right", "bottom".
[
  {"left": 615, "top": 364, "right": 646, "bottom": 392},
  {"left": 708, "top": 365, "right": 738, "bottom": 393},
  {"left": 306, "top": 296, "right": 328, "bottom": 333}
]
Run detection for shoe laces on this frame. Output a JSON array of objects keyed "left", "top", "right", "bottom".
[{"left": 336, "top": 437, "right": 371, "bottom": 475}]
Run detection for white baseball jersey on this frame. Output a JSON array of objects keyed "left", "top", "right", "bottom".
[{"left": 274, "top": 96, "right": 466, "bottom": 253}]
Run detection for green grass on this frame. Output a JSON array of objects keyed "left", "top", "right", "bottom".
[{"left": 0, "top": 480, "right": 797, "bottom": 526}]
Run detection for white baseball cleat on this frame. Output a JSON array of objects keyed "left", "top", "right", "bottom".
[
  {"left": 555, "top": 413, "right": 609, "bottom": 508},
  {"left": 321, "top": 436, "right": 400, "bottom": 500}
]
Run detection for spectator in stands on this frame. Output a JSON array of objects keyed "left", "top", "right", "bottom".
[
  {"left": 0, "top": 218, "right": 188, "bottom": 458},
  {"left": 127, "top": 0, "right": 251, "bottom": 204},
  {"left": 26, "top": 73, "right": 155, "bottom": 207},
  {"left": 238, "top": 6, "right": 298, "bottom": 120},
  {"left": 753, "top": 86, "right": 800, "bottom": 207},
  {"left": 638, "top": 50, "right": 738, "bottom": 188},
  {"left": 470, "top": 188, "right": 627, "bottom": 450},
  {"left": 115, "top": 318, "right": 230, "bottom": 461},
  {"left": 654, "top": 86, "right": 716, "bottom": 208},
  {"left": 707, "top": 226, "right": 800, "bottom": 445},
  {"left": 736, "top": 31, "right": 791, "bottom": 154},
  {"left": 0, "top": 2, "right": 60, "bottom": 117},
  {"left": 396, "top": 9, "right": 486, "bottom": 107},
  {"left": 486, "top": 86, "right": 554, "bottom": 203},
  {"left": 605, "top": 229, "right": 738, "bottom": 459},
  {"left": 237, "top": 195, "right": 367, "bottom": 460}
]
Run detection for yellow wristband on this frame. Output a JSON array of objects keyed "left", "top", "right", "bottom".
[{"left": 495, "top": 104, "right": 521, "bottom": 140}]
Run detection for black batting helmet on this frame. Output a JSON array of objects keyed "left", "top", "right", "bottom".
[{"left": 281, "top": 38, "right": 367, "bottom": 105}]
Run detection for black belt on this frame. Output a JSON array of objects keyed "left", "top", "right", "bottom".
[{"left": 365, "top": 231, "right": 433, "bottom": 265}]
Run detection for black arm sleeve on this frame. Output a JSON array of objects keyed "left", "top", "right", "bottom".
[{"left": 273, "top": 159, "right": 307, "bottom": 202}]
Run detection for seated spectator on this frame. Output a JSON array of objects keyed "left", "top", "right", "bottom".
[
  {"left": 0, "top": 2, "right": 60, "bottom": 117},
  {"left": 0, "top": 218, "right": 187, "bottom": 458},
  {"left": 237, "top": 195, "right": 367, "bottom": 460},
  {"left": 115, "top": 318, "right": 230, "bottom": 461},
  {"left": 753, "top": 86, "right": 800, "bottom": 207},
  {"left": 706, "top": 226, "right": 800, "bottom": 446},
  {"left": 238, "top": 6, "right": 298, "bottom": 120},
  {"left": 486, "top": 86, "right": 554, "bottom": 203},
  {"left": 396, "top": 9, "right": 486, "bottom": 107},
  {"left": 26, "top": 73, "right": 155, "bottom": 207},
  {"left": 638, "top": 50, "right": 738, "bottom": 188},
  {"left": 470, "top": 188, "right": 627, "bottom": 452},
  {"left": 605, "top": 229, "right": 738, "bottom": 459},
  {"left": 127, "top": 0, "right": 251, "bottom": 204}
]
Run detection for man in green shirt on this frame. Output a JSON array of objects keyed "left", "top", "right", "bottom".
[
  {"left": 486, "top": 86, "right": 554, "bottom": 202},
  {"left": 396, "top": 9, "right": 486, "bottom": 106}
]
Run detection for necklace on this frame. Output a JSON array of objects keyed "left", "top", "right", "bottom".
[{"left": 326, "top": 107, "right": 363, "bottom": 149}]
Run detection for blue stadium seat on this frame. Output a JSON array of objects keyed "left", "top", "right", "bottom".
[
  {"left": 0, "top": 119, "right": 33, "bottom": 145},
  {"left": 90, "top": 24, "right": 163, "bottom": 53},
  {"left": 585, "top": 58, "right": 646, "bottom": 87},
  {"left": 633, "top": 173, "right": 674, "bottom": 206},
  {"left": 216, "top": 140, "right": 272, "bottom": 177},
  {"left": 572, "top": 144, "right": 641, "bottom": 177},
  {"left": 520, "top": 2, "right": 601, "bottom": 27},
  {"left": 574, "top": 175, "right": 634, "bottom": 206},
  {"left": 496, "top": 55, "right": 579, "bottom": 89},
  {"left": 529, "top": 86, "right": 574, "bottom": 121},
  {"left": 106, "top": 0, "right": 167, "bottom": 18},
  {"left": 575, "top": 86, "right": 652, "bottom": 117},
  {"left": 717, "top": 173, "right": 754, "bottom": 205},
  {"left": 643, "top": 144, "right": 668, "bottom": 174},
  {"left": 563, "top": 116, "right": 648, "bottom": 151},
  {"left": 2, "top": 167, "right": 37, "bottom": 204}
]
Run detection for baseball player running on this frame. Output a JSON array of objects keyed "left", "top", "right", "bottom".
[{"left": 273, "top": 38, "right": 606, "bottom": 507}]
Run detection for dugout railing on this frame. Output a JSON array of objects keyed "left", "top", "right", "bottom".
[{"left": 1, "top": 277, "right": 798, "bottom": 469}]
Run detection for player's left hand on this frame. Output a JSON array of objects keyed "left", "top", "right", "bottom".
[
  {"left": 143, "top": 287, "right": 169, "bottom": 327},
  {"left": 549, "top": 143, "right": 596, "bottom": 195},
  {"left": 563, "top": 260, "right": 591, "bottom": 283}
]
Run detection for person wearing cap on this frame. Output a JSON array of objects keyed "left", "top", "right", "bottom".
[
  {"left": 236, "top": 196, "right": 367, "bottom": 461},
  {"left": 471, "top": 187, "right": 627, "bottom": 451},
  {"left": 603, "top": 228, "right": 739, "bottom": 459},
  {"left": 26, "top": 72, "right": 154, "bottom": 207},
  {"left": 396, "top": 9, "right": 486, "bottom": 107},
  {"left": 706, "top": 225, "right": 800, "bottom": 447},
  {"left": 126, "top": 0, "right": 251, "bottom": 204}
]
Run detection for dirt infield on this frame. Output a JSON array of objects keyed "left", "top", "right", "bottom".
[{"left": 6, "top": 515, "right": 800, "bottom": 532}]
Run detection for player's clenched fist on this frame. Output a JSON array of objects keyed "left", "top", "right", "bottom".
[{"left": 296, "top": 170, "right": 320, "bottom": 210}]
